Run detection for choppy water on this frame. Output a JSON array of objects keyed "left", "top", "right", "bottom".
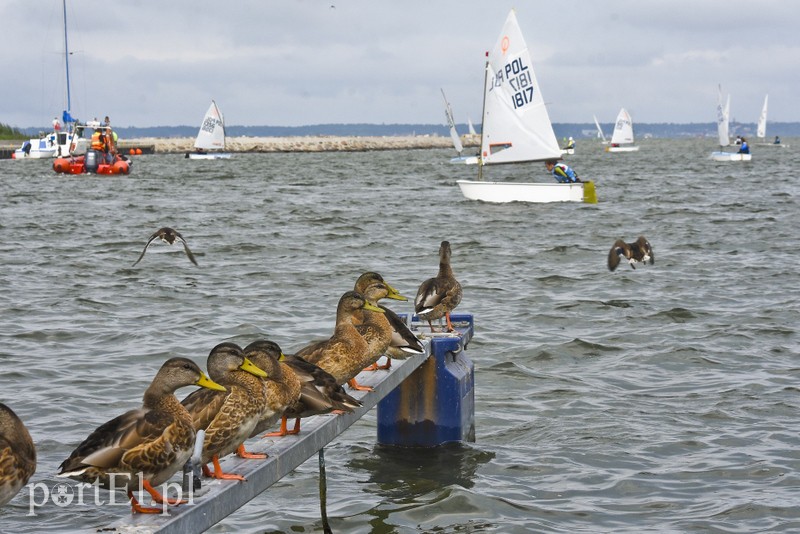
[{"left": 1, "top": 138, "right": 799, "bottom": 533}]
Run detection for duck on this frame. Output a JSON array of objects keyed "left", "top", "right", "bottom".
[
  {"left": 245, "top": 340, "right": 362, "bottom": 437},
  {"left": 57, "top": 357, "right": 226, "bottom": 514},
  {"left": 0, "top": 403, "right": 36, "bottom": 507},
  {"left": 415, "top": 240, "right": 462, "bottom": 332},
  {"left": 608, "top": 236, "right": 654, "bottom": 271},
  {"left": 295, "top": 290, "right": 385, "bottom": 391},
  {"left": 354, "top": 272, "right": 424, "bottom": 370},
  {"left": 180, "top": 342, "right": 268, "bottom": 481},
  {"left": 133, "top": 227, "right": 198, "bottom": 266},
  {"left": 240, "top": 340, "right": 300, "bottom": 445}
]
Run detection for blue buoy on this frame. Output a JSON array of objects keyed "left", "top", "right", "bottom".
[{"left": 377, "top": 314, "right": 475, "bottom": 447}]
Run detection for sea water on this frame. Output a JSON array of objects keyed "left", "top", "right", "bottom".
[{"left": 0, "top": 138, "right": 798, "bottom": 533}]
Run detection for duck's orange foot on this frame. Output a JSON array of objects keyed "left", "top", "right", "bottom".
[
  {"left": 347, "top": 378, "right": 373, "bottom": 392},
  {"left": 236, "top": 444, "right": 268, "bottom": 459}
]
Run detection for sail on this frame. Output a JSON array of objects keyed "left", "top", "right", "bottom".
[
  {"left": 441, "top": 89, "right": 463, "bottom": 154},
  {"left": 757, "top": 94, "right": 768, "bottom": 139},
  {"left": 593, "top": 114, "right": 606, "bottom": 142},
  {"left": 610, "top": 108, "right": 635, "bottom": 145},
  {"left": 468, "top": 118, "right": 477, "bottom": 135},
  {"left": 716, "top": 86, "right": 729, "bottom": 147},
  {"left": 480, "top": 9, "right": 561, "bottom": 165},
  {"left": 194, "top": 100, "right": 226, "bottom": 150}
]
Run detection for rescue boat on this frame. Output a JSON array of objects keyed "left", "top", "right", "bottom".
[{"left": 53, "top": 151, "right": 132, "bottom": 175}]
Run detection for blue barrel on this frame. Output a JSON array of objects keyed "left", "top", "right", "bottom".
[{"left": 377, "top": 313, "right": 475, "bottom": 447}]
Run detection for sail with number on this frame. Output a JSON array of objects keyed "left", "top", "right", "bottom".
[
  {"left": 610, "top": 108, "right": 635, "bottom": 145},
  {"left": 716, "top": 86, "right": 730, "bottom": 147},
  {"left": 441, "top": 89, "right": 463, "bottom": 154},
  {"left": 479, "top": 10, "right": 561, "bottom": 166},
  {"left": 756, "top": 94, "right": 768, "bottom": 139},
  {"left": 195, "top": 100, "right": 226, "bottom": 151}
]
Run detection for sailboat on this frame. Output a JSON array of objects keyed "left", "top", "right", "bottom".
[
  {"left": 468, "top": 118, "right": 477, "bottom": 136},
  {"left": 754, "top": 94, "right": 788, "bottom": 148},
  {"left": 456, "top": 10, "right": 596, "bottom": 204},
  {"left": 594, "top": 114, "right": 608, "bottom": 144},
  {"left": 443, "top": 89, "right": 478, "bottom": 165},
  {"left": 710, "top": 85, "right": 751, "bottom": 162},
  {"left": 604, "top": 108, "right": 639, "bottom": 152},
  {"left": 187, "top": 100, "right": 232, "bottom": 159}
]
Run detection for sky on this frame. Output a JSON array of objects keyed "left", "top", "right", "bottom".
[{"left": 2, "top": 0, "right": 798, "bottom": 129}]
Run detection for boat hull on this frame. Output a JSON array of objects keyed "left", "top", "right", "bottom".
[
  {"left": 449, "top": 155, "right": 479, "bottom": 165},
  {"left": 188, "top": 152, "right": 232, "bottom": 160},
  {"left": 53, "top": 155, "right": 131, "bottom": 175},
  {"left": 561, "top": 148, "right": 574, "bottom": 155},
  {"left": 605, "top": 145, "right": 639, "bottom": 152},
  {"left": 456, "top": 180, "right": 596, "bottom": 204},
  {"left": 710, "top": 151, "right": 752, "bottom": 162},
  {"left": 755, "top": 143, "right": 789, "bottom": 148}
]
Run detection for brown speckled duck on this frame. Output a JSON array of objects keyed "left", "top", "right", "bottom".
[
  {"left": 57, "top": 357, "right": 225, "bottom": 513},
  {"left": 608, "top": 236, "right": 654, "bottom": 271},
  {"left": 244, "top": 339, "right": 362, "bottom": 437},
  {"left": 415, "top": 240, "right": 462, "bottom": 332},
  {"left": 354, "top": 272, "right": 423, "bottom": 370},
  {"left": 0, "top": 403, "right": 36, "bottom": 508},
  {"left": 180, "top": 342, "right": 268, "bottom": 481},
  {"left": 132, "top": 227, "right": 198, "bottom": 267},
  {"left": 296, "top": 290, "right": 385, "bottom": 391}
]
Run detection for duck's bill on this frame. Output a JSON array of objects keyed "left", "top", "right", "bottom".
[
  {"left": 363, "top": 301, "right": 385, "bottom": 313},
  {"left": 241, "top": 357, "right": 269, "bottom": 378},
  {"left": 385, "top": 283, "right": 408, "bottom": 301},
  {"left": 197, "top": 373, "right": 227, "bottom": 392}
]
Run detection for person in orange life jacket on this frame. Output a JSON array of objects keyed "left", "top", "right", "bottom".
[
  {"left": 545, "top": 160, "right": 581, "bottom": 183},
  {"left": 738, "top": 137, "right": 750, "bottom": 154},
  {"left": 90, "top": 128, "right": 105, "bottom": 154}
]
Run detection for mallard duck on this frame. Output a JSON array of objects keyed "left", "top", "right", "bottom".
[
  {"left": 415, "top": 240, "right": 462, "bottom": 332},
  {"left": 133, "top": 227, "right": 198, "bottom": 266},
  {"left": 0, "top": 403, "right": 36, "bottom": 507},
  {"left": 296, "top": 290, "right": 385, "bottom": 391},
  {"left": 239, "top": 340, "right": 300, "bottom": 448},
  {"left": 245, "top": 340, "right": 361, "bottom": 437},
  {"left": 180, "top": 342, "right": 268, "bottom": 481},
  {"left": 57, "top": 357, "right": 225, "bottom": 514},
  {"left": 608, "top": 236, "right": 654, "bottom": 271},
  {"left": 354, "top": 272, "right": 423, "bottom": 370}
]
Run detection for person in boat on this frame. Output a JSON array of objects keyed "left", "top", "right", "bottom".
[
  {"left": 774, "top": 136, "right": 781, "bottom": 145},
  {"left": 545, "top": 160, "right": 581, "bottom": 183},
  {"left": 564, "top": 136, "right": 575, "bottom": 150},
  {"left": 734, "top": 135, "right": 742, "bottom": 145},
  {"left": 91, "top": 128, "right": 106, "bottom": 158},
  {"left": 738, "top": 137, "right": 750, "bottom": 154},
  {"left": 53, "top": 117, "right": 62, "bottom": 132}
]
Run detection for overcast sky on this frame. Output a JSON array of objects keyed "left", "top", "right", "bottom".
[{"left": 2, "top": 0, "right": 798, "bottom": 129}]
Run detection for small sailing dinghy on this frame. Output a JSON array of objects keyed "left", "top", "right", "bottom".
[
  {"left": 710, "top": 85, "right": 751, "bottom": 162},
  {"left": 594, "top": 114, "right": 608, "bottom": 144},
  {"left": 187, "top": 100, "right": 232, "bottom": 159},
  {"left": 456, "top": 9, "right": 596, "bottom": 204},
  {"left": 754, "top": 94, "right": 788, "bottom": 148},
  {"left": 605, "top": 108, "right": 639, "bottom": 152},
  {"left": 443, "top": 89, "right": 478, "bottom": 164}
]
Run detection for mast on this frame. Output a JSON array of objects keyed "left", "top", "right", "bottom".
[
  {"left": 477, "top": 51, "right": 489, "bottom": 180},
  {"left": 62, "top": 0, "right": 73, "bottom": 125}
]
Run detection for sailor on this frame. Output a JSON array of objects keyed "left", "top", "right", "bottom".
[
  {"left": 90, "top": 128, "right": 105, "bottom": 153},
  {"left": 774, "top": 136, "right": 781, "bottom": 145},
  {"left": 545, "top": 160, "right": 581, "bottom": 183},
  {"left": 738, "top": 137, "right": 750, "bottom": 154},
  {"left": 565, "top": 136, "right": 575, "bottom": 150}
]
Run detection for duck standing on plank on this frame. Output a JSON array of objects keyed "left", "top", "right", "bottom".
[{"left": 415, "top": 241, "right": 462, "bottom": 332}]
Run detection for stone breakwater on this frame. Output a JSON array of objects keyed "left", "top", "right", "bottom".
[{"left": 126, "top": 134, "right": 481, "bottom": 154}]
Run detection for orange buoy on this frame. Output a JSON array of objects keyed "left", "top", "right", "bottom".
[
  {"left": 53, "top": 158, "right": 70, "bottom": 173},
  {"left": 113, "top": 160, "right": 130, "bottom": 175},
  {"left": 135, "top": 148, "right": 142, "bottom": 155},
  {"left": 129, "top": 148, "right": 136, "bottom": 155}
]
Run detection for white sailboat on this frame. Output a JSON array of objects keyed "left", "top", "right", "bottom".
[
  {"left": 468, "top": 118, "right": 477, "bottom": 136},
  {"left": 187, "top": 100, "right": 232, "bottom": 159},
  {"left": 755, "top": 94, "right": 788, "bottom": 148},
  {"left": 443, "top": 89, "right": 478, "bottom": 165},
  {"left": 594, "top": 114, "right": 608, "bottom": 144},
  {"left": 456, "top": 10, "right": 596, "bottom": 204},
  {"left": 604, "top": 108, "right": 639, "bottom": 152},
  {"left": 710, "top": 86, "right": 751, "bottom": 162}
]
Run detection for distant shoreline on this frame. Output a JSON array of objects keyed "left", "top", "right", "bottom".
[{"left": 122, "top": 134, "right": 482, "bottom": 154}]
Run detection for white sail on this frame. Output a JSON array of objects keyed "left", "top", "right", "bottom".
[
  {"left": 593, "top": 114, "right": 606, "bottom": 142},
  {"left": 194, "top": 100, "right": 226, "bottom": 150},
  {"left": 610, "top": 108, "right": 635, "bottom": 145},
  {"left": 468, "top": 117, "right": 477, "bottom": 135},
  {"left": 716, "top": 86, "right": 729, "bottom": 147},
  {"left": 479, "top": 9, "right": 561, "bottom": 165},
  {"left": 757, "top": 94, "right": 768, "bottom": 139},
  {"left": 441, "top": 89, "right": 463, "bottom": 154}
]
